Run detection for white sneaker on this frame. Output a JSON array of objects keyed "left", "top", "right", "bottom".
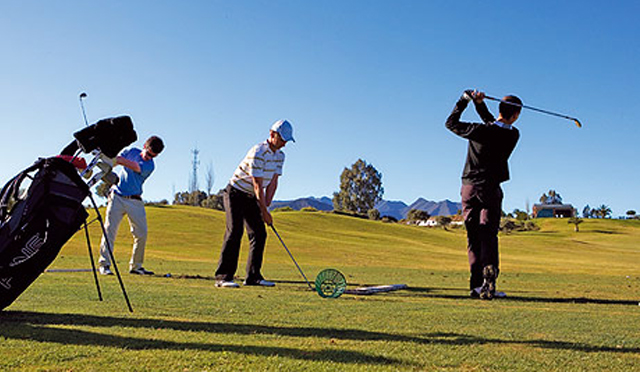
[
  {"left": 243, "top": 279, "right": 275, "bottom": 287},
  {"left": 215, "top": 280, "right": 240, "bottom": 288},
  {"left": 99, "top": 266, "right": 114, "bottom": 276},
  {"left": 129, "top": 267, "right": 155, "bottom": 275},
  {"left": 470, "top": 287, "right": 506, "bottom": 298}
]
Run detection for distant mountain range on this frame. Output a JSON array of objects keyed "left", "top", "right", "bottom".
[
  {"left": 270, "top": 196, "right": 461, "bottom": 219},
  {"left": 375, "top": 197, "right": 462, "bottom": 220}
]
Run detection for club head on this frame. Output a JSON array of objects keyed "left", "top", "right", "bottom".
[
  {"left": 573, "top": 119, "right": 582, "bottom": 128},
  {"left": 79, "top": 92, "right": 87, "bottom": 99}
]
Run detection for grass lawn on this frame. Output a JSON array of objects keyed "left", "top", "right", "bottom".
[{"left": 1, "top": 206, "right": 639, "bottom": 371}]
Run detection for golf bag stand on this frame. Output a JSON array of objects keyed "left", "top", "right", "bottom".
[
  {"left": 85, "top": 188, "right": 133, "bottom": 312},
  {"left": 82, "top": 219, "right": 102, "bottom": 302}
]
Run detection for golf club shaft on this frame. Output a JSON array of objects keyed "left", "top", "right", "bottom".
[
  {"left": 484, "top": 95, "right": 582, "bottom": 128},
  {"left": 79, "top": 93, "right": 89, "bottom": 127},
  {"left": 270, "top": 225, "right": 314, "bottom": 289}
]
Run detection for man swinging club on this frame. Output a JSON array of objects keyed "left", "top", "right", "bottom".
[
  {"left": 446, "top": 90, "right": 521, "bottom": 300},
  {"left": 214, "top": 120, "right": 295, "bottom": 288}
]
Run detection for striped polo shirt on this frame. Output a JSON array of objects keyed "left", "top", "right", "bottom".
[{"left": 229, "top": 141, "right": 285, "bottom": 196}]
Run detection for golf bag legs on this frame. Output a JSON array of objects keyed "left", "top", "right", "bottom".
[
  {"left": 87, "top": 193, "right": 134, "bottom": 313},
  {"left": 83, "top": 221, "right": 103, "bottom": 302}
]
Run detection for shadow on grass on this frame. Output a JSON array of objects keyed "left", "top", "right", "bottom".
[
  {"left": 0, "top": 311, "right": 402, "bottom": 366},
  {"left": 591, "top": 230, "right": 621, "bottom": 235},
  {"left": 1, "top": 311, "right": 638, "bottom": 355},
  {"left": 153, "top": 275, "right": 369, "bottom": 288},
  {"left": 405, "top": 286, "right": 639, "bottom": 306}
]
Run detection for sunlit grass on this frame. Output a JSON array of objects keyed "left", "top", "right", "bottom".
[{"left": 1, "top": 206, "right": 639, "bottom": 371}]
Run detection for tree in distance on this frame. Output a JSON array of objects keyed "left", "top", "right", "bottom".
[
  {"left": 406, "top": 209, "right": 430, "bottom": 223},
  {"left": 512, "top": 209, "right": 529, "bottom": 221},
  {"left": 174, "top": 189, "right": 224, "bottom": 211},
  {"left": 568, "top": 215, "right": 584, "bottom": 232},
  {"left": 332, "top": 159, "right": 384, "bottom": 216},
  {"left": 594, "top": 205, "right": 612, "bottom": 219},
  {"left": 540, "top": 190, "right": 562, "bottom": 204},
  {"left": 435, "top": 215, "right": 452, "bottom": 231}
]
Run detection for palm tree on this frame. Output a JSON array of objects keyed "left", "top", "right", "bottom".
[
  {"left": 568, "top": 216, "right": 584, "bottom": 232},
  {"left": 547, "top": 190, "right": 562, "bottom": 204},
  {"left": 595, "top": 205, "right": 612, "bottom": 219},
  {"left": 539, "top": 193, "right": 548, "bottom": 204}
]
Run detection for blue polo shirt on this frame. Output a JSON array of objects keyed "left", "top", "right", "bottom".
[{"left": 112, "top": 148, "right": 155, "bottom": 196}]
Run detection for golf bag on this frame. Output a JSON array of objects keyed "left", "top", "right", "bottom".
[
  {"left": 0, "top": 157, "right": 89, "bottom": 310},
  {"left": 0, "top": 115, "right": 138, "bottom": 311}
]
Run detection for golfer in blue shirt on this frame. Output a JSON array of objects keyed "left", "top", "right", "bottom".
[{"left": 98, "top": 136, "right": 164, "bottom": 276}]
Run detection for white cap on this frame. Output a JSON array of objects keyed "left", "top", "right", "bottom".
[{"left": 270, "top": 119, "right": 295, "bottom": 142}]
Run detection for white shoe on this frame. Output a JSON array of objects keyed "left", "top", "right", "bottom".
[
  {"left": 243, "top": 279, "right": 275, "bottom": 287},
  {"left": 215, "top": 280, "right": 240, "bottom": 288},
  {"left": 129, "top": 267, "right": 155, "bottom": 275},
  {"left": 470, "top": 287, "right": 506, "bottom": 298},
  {"left": 99, "top": 266, "right": 113, "bottom": 276}
]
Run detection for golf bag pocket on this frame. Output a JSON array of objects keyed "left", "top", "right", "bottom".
[{"left": 0, "top": 157, "right": 89, "bottom": 310}]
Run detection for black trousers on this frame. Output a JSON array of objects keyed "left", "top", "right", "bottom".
[
  {"left": 461, "top": 183, "right": 503, "bottom": 290},
  {"left": 215, "top": 185, "right": 267, "bottom": 282}
]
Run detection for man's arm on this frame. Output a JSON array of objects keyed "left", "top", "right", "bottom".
[
  {"left": 252, "top": 176, "right": 273, "bottom": 226},
  {"left": 116, "top": 156, "right": 141, "bottom": 173},
  {"left": 445, "top": 90, "right": 487, "bottom": 140},
  {"left": 264, "top": 174, "right": 279, "bottom": 207},
  {"left": 472, "top": 92, "right": 495, "bottom": 124}
]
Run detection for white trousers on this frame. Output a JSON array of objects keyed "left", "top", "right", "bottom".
[{"left": 98, "top": 193, "right": 148, "bottom": 271}]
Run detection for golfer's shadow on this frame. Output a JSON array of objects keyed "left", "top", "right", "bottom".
[
  {"left": 1, "top": 311, "right": 638, "bottom": 356},
  {"left": 0, "top": 311, "right": 402, "bottom": 366},
  {"left": 404, "top": 286, "right": 639, "bottom": 306}
]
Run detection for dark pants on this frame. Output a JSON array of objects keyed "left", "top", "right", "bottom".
[
  {"left": 461, "top": 183, "right": 503, "bottom": 290},
  {"left": 215, "top": 185, "right": 267, "bottom": 283}
]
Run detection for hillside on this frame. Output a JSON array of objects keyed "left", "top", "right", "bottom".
[
  {"left": 62, "top": 206, "right": 640, "bottom": 278},
  {"left": 7, "top": 205, "right": 640, "bottom": 372}
]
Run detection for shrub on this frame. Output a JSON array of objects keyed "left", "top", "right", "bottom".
[
  {"left": 272, "top": 206, "right": 294, "bottom": 212},
  {"left": 500, "top": 218, "right": 539, "bottom": 234},
  {"left": 301, "top": 207, "right": 318, "bottom": 212},
  {"left": 145, "top": 199, "right": 169, "bottom": 207},
  {"left": 381, "top": 215, "right": 398, "bottom": 223},
  {"left": 201, "top": 195, "right": 224, "bottom": 211},
  {"left": 406, "top": 209, "right": 430, "bottom": 223},
  {"left": 331, "top": 210, "right": 368, "bottom": 219},
  {"left": 367, "top": 208, "right": 380, "bottom": 220}
]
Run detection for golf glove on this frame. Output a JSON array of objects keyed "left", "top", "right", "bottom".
[{"left": 462, "top": 89, "right": 476, "bottom": 102}]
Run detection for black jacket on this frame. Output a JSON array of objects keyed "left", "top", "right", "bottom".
[{"left": 446, "top": 98, "right": 520, "bottom": 186}]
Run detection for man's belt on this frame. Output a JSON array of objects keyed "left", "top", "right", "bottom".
[{"left": 114, "top": 192, "right": 142, "bottom": 201}]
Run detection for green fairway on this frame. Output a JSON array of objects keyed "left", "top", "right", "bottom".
[{"left": 1, "top": 206, "right": 639, "bottom": 371}]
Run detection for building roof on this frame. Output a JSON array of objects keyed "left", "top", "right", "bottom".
[{"left": 533, "top": 203, "right": 574, "bottom": 209}]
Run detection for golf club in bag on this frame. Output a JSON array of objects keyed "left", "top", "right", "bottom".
[
  {"left": 0, "top": 106, "right": 137, "bottom": 311},
  {"left": 269, "top": 225, "right": 347, "bottom": 298}
]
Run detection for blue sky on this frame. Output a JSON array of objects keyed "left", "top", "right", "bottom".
[{"left": 1, "top": 1, "right": 638, "bottom": 216}]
